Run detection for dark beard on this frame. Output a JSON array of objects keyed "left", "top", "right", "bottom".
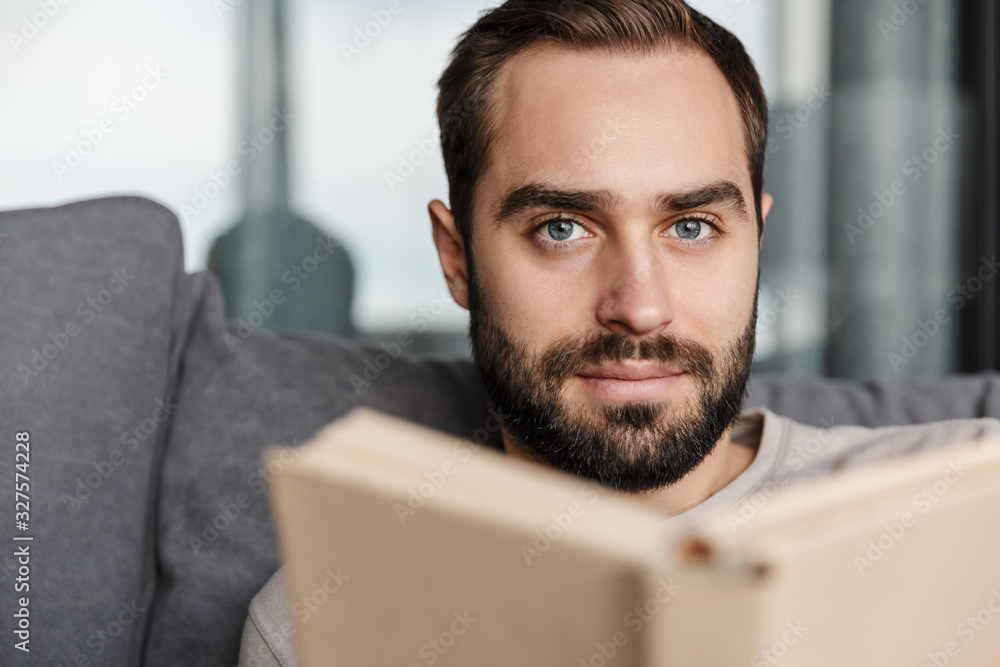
[{"left": 467, "top": 271, "right": 757, "bottom": 494}]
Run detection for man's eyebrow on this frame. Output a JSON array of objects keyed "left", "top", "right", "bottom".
[
  {"left": 656, "top": 181, "right": 750, "bottom": 219},
  {"left": 495, "top": 184, "right": 622, "bottom": 225},
  {"left": 493, "top": 180, "right": 751, "bottom": 225}
]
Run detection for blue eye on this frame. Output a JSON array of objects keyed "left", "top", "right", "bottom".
[
  {"left": 665, "top": 217, "right": 719, "bottom": 245},
  {"left": 674, "top": 220, "right": 704, "bottom": 240},
  {"left": 539, "top": 219, "right": 585, "bottom": 242}
]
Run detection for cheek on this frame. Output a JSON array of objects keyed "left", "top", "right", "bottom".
[
  {"left": 680, "top": 251, "right": 759, "bottom": 337},
  {"left": 472, "top": 236, "right": 588, "bottom": 345}
]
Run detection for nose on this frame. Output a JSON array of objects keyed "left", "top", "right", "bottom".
[{"left": 595, "top": 241, "right": 674, "bottom": 337}]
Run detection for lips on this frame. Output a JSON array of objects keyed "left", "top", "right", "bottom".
[
  {"left": 574, "top": 363, "right": 686, "bottom": 402},
  {"left": 576, "top": 362, "right": 683, "bottom": 381}
]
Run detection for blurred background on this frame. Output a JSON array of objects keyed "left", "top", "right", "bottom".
[{"left": 0, "top": 0, "right": 996, "bottom": 378}]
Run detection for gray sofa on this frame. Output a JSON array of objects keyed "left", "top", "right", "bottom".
[{"left": 1, "top": 196, "right": 998, "bottom": 667}]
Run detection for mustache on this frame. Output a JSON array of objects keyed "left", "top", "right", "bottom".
[{"left": 538, "top": 331, "right": 715, "bottom": 383}]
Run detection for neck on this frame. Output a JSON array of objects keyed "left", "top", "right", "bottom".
[{"left": 502, "top": 427, "right": 756, "bottom": 518}]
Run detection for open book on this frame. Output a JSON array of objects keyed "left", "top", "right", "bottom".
[{"left": 267, "top": 408, "right": 1000, "bottom": 666}]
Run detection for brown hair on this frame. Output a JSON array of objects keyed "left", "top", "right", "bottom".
[{"left": 436, "top": 0, "right": 769, "bottom": 241}]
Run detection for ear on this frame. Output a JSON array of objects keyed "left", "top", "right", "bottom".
[
  {"left": 758, "top": 193, "right": 774, "bottom": 248},
  {"left": 760, "top": 193, "right": 774, "bottom": 223},
  {"left": 428, "top": 199, "right": 470, "bottom": 309}
]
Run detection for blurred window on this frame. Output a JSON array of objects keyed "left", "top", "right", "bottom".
[{"left": 2, "top": 0, "right": 995, "bottom": 376}]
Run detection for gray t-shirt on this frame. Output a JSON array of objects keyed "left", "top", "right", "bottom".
[{"left": 238, "top": 409, "right": 1000, "bottom": 666}]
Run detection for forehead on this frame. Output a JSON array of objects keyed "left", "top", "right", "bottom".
[{"left": 485, "top": 44, "right": 748, "bottom": 205}]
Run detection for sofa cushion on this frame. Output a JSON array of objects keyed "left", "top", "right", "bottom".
[
  {"left": 0, "top": 197, "right": 187, "bottom": 667},
  {"left": 745, "top": 373, "right": 1000, "bottom": 427},
  {"left": 142, "top": 270, "right": 500, "bottom": 667}
]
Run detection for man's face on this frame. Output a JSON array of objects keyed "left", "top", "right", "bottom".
[{"left": 444, "top": 45, "right": 767, "bottom": 492}]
